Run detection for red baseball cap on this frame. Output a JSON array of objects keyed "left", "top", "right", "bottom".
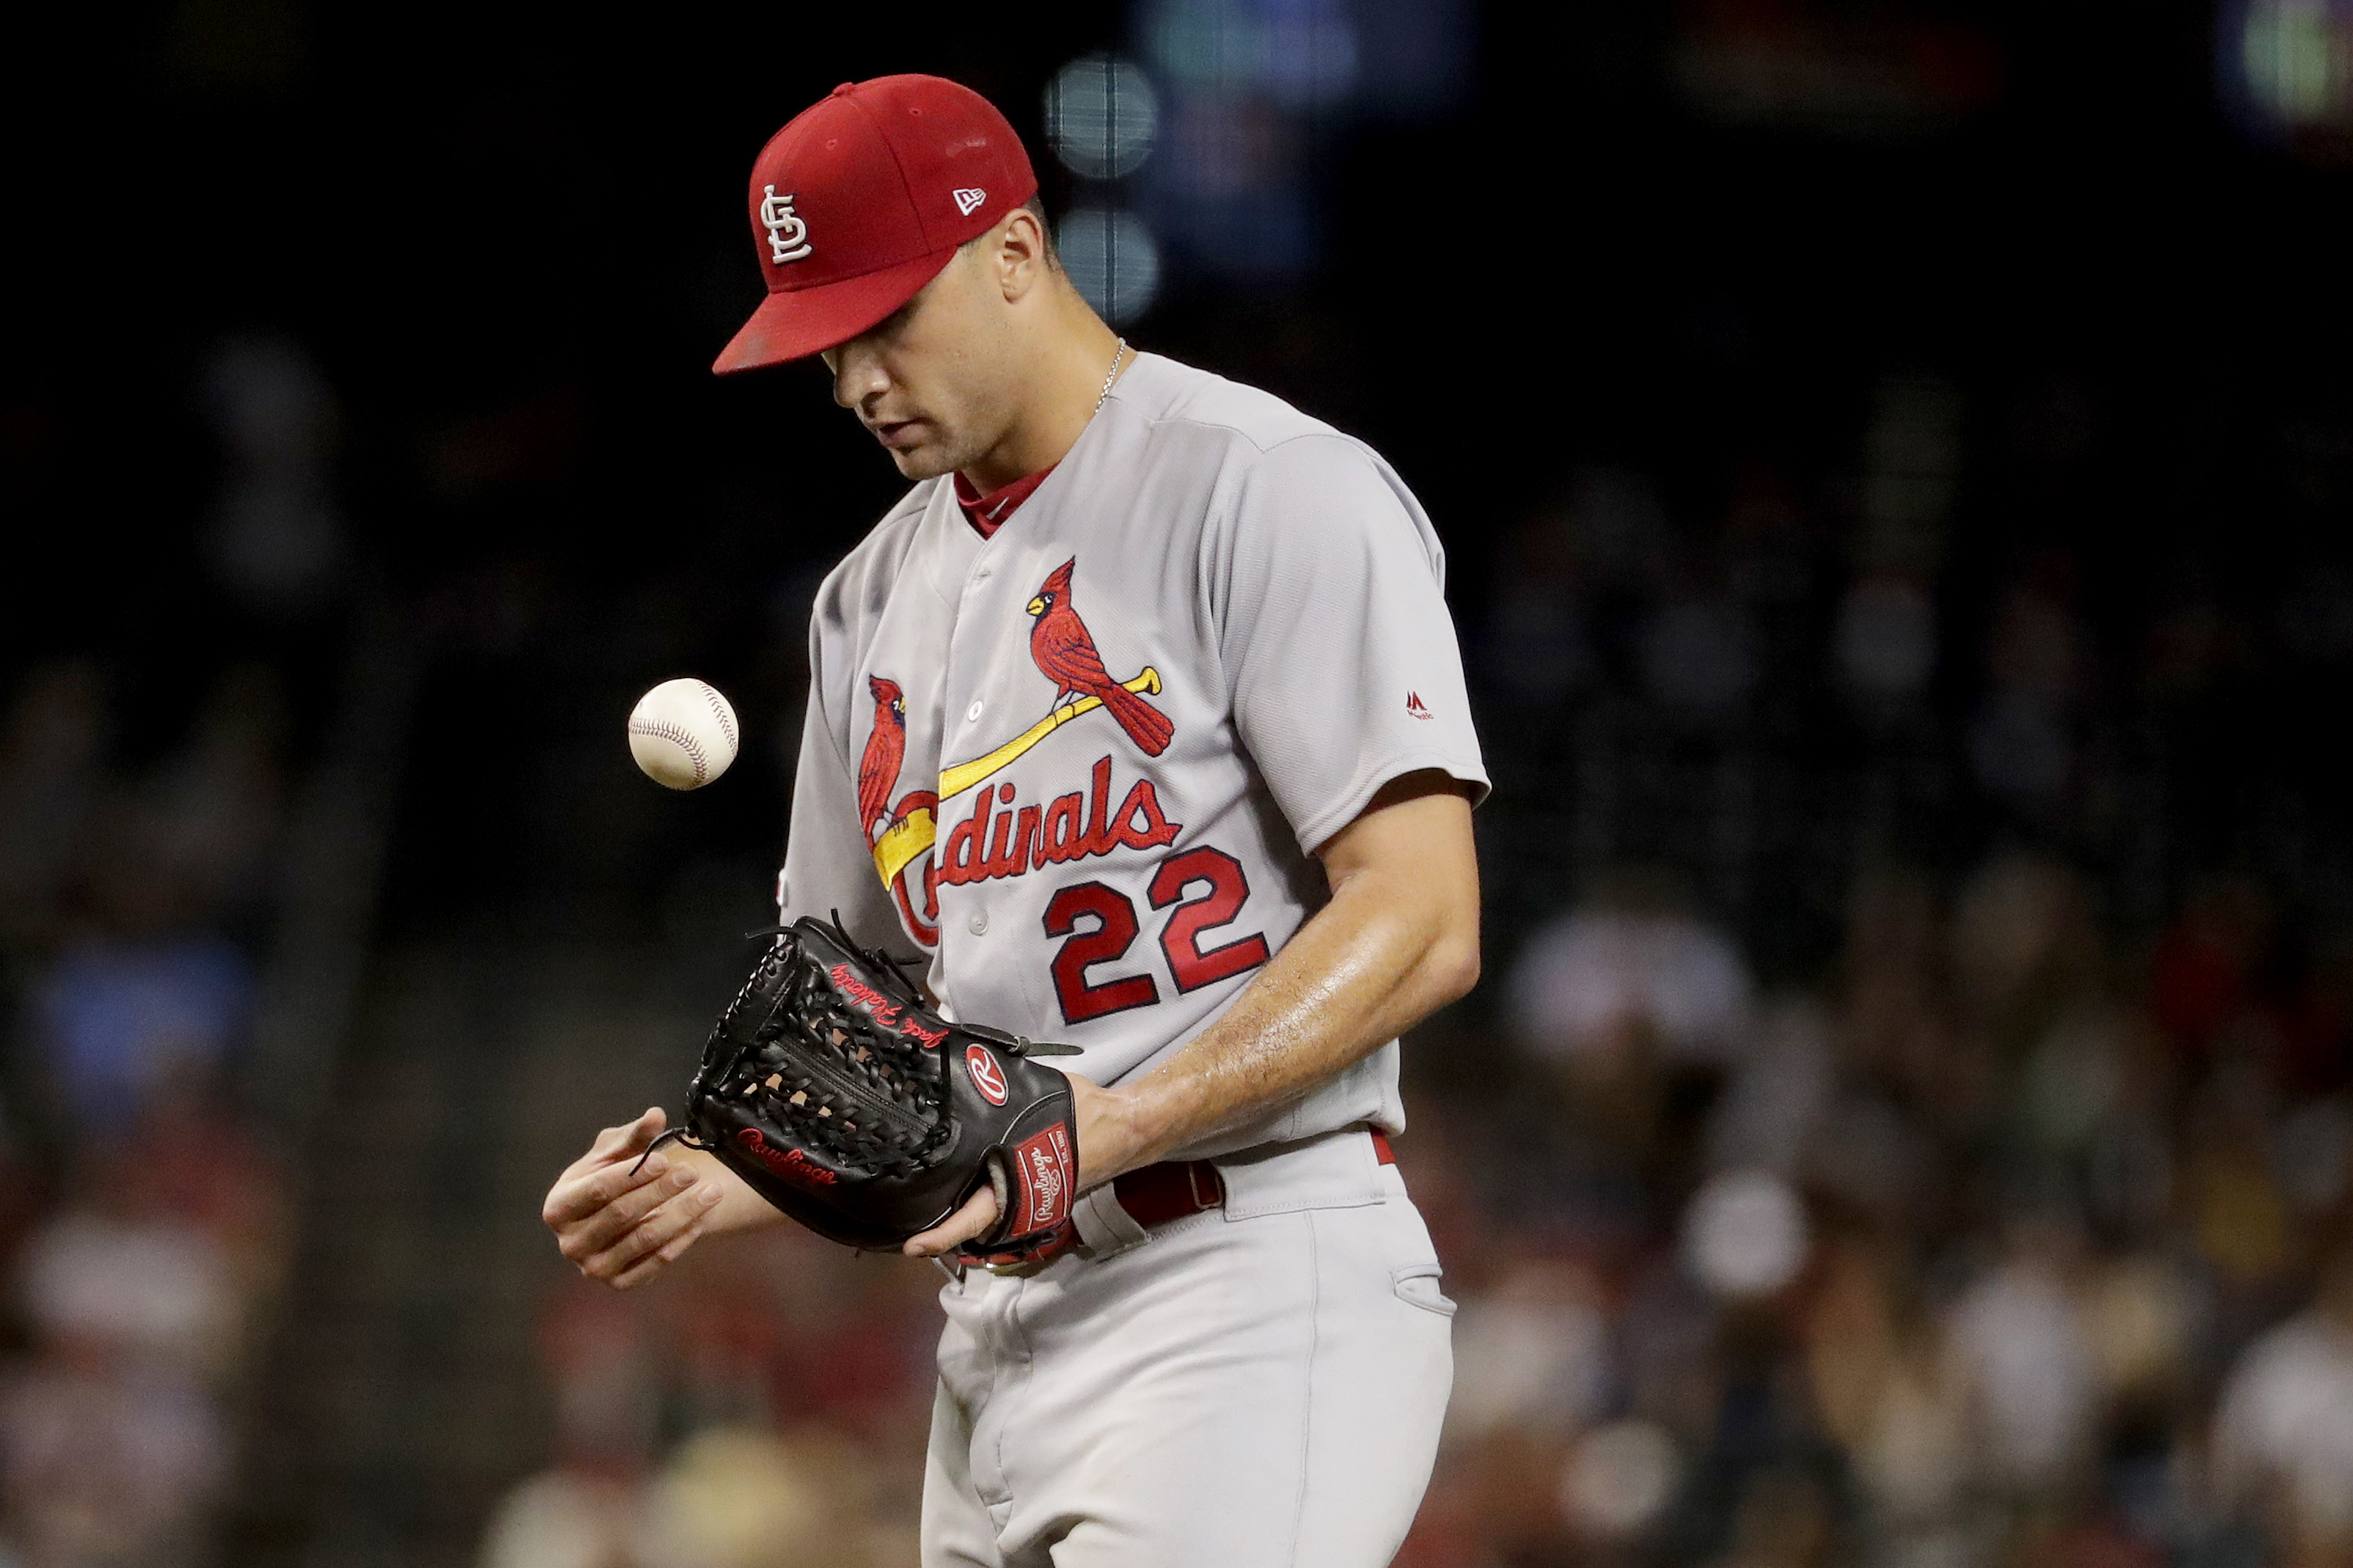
[{"left": 713, "top": 76, "right": 1039, "bottom": 374}]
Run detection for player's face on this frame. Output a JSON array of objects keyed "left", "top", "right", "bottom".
[{"left": 821, "top": 247, "right": 1022, "bottom": 482}]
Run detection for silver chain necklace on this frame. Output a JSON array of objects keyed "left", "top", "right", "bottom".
[{"left": 1093, "top": 337, "right": 1128, "bottom": 417}]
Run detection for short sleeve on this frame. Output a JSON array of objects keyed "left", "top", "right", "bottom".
[{"left": 1218, "top": 435, "right": 1488, "bottom": 854}]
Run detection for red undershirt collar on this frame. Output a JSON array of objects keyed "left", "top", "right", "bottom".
[{"left": 953, "top": 465, "right": 1057, "bottom": 540}]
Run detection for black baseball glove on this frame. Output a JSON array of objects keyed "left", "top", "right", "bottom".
[{"left": 645, "top": 914, "right": 1080, "bottom": 1263}]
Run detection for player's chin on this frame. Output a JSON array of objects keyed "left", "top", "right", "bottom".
[{"left": 885, "top": 441, "right": 959, "bottom": 482}]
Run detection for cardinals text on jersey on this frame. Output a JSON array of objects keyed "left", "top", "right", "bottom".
[
  {"left": 865, "top": 554, "right": 1184, "bottom": 954},
  {"left": 790, "top": 350, "right": 1488, "bottom": 1155}
]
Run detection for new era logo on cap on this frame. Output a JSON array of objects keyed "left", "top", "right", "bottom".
[{"left": 713, "top": 76, "right": 1039, "bottom": 374}]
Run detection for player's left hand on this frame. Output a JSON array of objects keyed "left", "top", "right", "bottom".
[{"left": 903, "top": 1070, "right": 1145, "bottom": 1257}]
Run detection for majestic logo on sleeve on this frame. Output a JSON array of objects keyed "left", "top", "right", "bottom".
[
  {"left": 760, "top": 186, "right": 812, "bottom": 263},
  {"left": 865, "top": 556, "right": 1183, "bottom": 921}
]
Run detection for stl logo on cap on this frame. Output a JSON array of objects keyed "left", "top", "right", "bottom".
[
  {"left": 761, "top": 185, "right": 812, "bottom": 264},
  {"left": 714, "top": 75, "right": 1039, "bottom": 374}
]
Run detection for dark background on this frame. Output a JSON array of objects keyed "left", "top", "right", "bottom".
[
  {"left": 11, "top": 0, "right": 2352, "bottom": 948},
  {"left": 4, "top": 1, "right": 2353, "bottom": 1564}
]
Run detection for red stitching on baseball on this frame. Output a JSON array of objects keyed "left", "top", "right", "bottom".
[
  {"left": 630, "top": 718, "right": 708, "bottom": 784},
  {"left": 698, "top": 682, "right": 738, "bottom": 751}
]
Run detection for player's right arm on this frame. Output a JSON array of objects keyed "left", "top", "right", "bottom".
[
  {"left": 546, "top": 563, "right": 908, "bottom": 1290},
  {"left": 543, "top": 1108, "right": 782, "bottom": 1289}
]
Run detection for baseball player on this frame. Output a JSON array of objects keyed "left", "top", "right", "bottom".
[{"left": 542, "top": 74, "right": 1487, "bottom": 1567}]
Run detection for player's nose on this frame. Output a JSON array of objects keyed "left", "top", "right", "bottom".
[{"left": 829, "top": 346, "right": 890, "bottom": 411}]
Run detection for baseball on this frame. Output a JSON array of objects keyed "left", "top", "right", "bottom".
[{"left": 628, "top": 678, "right": 739, "bottom": 789}]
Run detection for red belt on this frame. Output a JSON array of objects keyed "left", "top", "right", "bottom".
[{"left": 1112, "top": 1129, "right": 1395, "bottom": 1230}]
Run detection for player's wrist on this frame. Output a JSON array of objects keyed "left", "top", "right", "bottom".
[
  {"left": 1073, "top": 1078, "right": 1178, "bottom": 1190},
  {"left": 684, "top": 1151, "right": 785, "bottom": 1234}
]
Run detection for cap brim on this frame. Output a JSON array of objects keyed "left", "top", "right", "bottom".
[{"left": 712, "top": 249, "right": 960, "bottom": 374}]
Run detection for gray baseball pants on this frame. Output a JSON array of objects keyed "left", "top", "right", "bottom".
[{"left": 923, "top": 1128, "right": 1454, "bottom": 1568}]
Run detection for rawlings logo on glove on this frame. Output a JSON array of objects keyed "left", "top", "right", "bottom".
[{"left": 733, "top": 1127, "right": 838, "bottom": 1188}]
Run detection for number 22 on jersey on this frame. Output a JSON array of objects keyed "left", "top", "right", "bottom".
[{"left": 1043, "top": 847, "right": 1271, "bottom": 1026}]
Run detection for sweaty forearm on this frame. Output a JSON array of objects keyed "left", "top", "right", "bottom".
[{"left": 1091, "top": 855, "right": 1477, "bottom": 1180}]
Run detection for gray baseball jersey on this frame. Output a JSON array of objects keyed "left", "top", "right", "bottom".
[{"left": 777, "top": 350, "right": 1486, "bottom": 1158}]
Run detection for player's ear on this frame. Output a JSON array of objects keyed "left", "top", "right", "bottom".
[{"left": 996, "top": 207, "right": 1050, "bottom": 302}]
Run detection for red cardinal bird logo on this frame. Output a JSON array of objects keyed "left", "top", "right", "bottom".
[
  {"left": 1026, "top": 557, "right": 1173, "bottom": 757},
  {"left": 856, "top": 675, "right": 907, "bottom": 838},
  {"left": 856, "top": 673, "right": 939, "bottom": 946}
]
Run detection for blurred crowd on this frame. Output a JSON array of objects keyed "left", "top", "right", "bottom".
[
  {"left": 0, "top": 659, "right": 295, "bottom": 1567},
  {"left": 480, "top": 1230, "right": 936, "bottom": 1568},
  {"left": 1384, "top": 374, "right": 2353, "bottom": 1567},
  {"left": 472, "top": 372, "right": 2353, "bottom": 1568},
  {"left": 12, "top": 213, "right": 2350, "bottom": 1568},
  {"left": 1403, "top": 852, "right": 2352, "bottom": 1568},
  {"left": 479, "top": 867, "right": 2353, "bottom": 1568},
  {"left": 8, "top": 0, "right": 2351, "bottom": 1559}
]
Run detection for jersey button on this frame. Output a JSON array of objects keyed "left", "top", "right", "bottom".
[
  {"left": 969, "top": 910, "right": 988, "bottom": 935},
  {"left": 966, "top": 699, "right": 985, "bottom": 723}
]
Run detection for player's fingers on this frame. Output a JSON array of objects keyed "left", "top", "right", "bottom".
[
  {"left": 553, "top": 1162, "right": 705, "bottom": 1259},
  {"left": 543, "top": 1144, "right": 683, "bottom": 1233},
  {"left": 590, "top": 1107, "right": 667, "bottom": 1164},
  {"left": 556, "top": 1108, "right": 667, "bottom": 1185},
  {"left": 543, "top": 1160, "right": 667, "bottom": 1232},
  {"left": 578, "top": 1180, "right": 724, "bottom": 1279},
  {"left": 904, "top": 1185, "right": 1001, "bottom": 1258},
  {"left": 606, "top": 1204, "right": 720, "bottom": 1291}
]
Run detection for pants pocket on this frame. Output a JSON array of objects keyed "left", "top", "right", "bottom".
[{"left": 1390, "top": 1261, "right": 1457, "bottom": 1317}]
